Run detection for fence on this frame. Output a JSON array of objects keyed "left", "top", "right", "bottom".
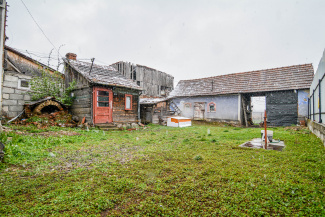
[{"left": 309, "top": 50, "right": 325, "bottom": 123}]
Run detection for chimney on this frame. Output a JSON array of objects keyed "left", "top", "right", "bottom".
[{"left": 66, "top": 53, "right": 77, "bottom": 60}]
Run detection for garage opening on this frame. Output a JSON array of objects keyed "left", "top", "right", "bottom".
[{"left": 251, "top": 96, "right": 266, "bottom": 124}]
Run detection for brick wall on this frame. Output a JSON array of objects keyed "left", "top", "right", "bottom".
[{"left": 2, "top": 71, "right": 32, "bottom": 118}]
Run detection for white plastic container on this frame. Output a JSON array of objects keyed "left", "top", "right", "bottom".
[
  {"left": 261, "top": 130, "right": 273, "bottom": 142},
  {"left": 167, "top": 117, "right": 191, "bottom": 127}
]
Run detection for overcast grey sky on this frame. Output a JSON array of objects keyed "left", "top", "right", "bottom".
[{"left": 6, "top": 0, "right": 325, "bottom": 85}]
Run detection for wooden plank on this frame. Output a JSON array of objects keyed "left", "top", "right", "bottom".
[{"left": 242, "top": 97, "right": 248, "bottom": 127}]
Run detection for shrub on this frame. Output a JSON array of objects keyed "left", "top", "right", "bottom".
[{"left": 30, "top": 68, "right": 76, "bottom": 106}]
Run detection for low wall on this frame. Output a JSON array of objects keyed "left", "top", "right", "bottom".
[{"left": 307, "top": 119, "right": 325, "bottom": 146}]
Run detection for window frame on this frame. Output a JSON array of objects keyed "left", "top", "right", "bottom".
[
  {"left": 207, "top": 102, "right": 216, "bottom": 112},
  {"left": 18, "top": 79, "right": 30, "bottom": 90},
  {"left": 125, "top": 94, "right": 132, "bottom": 110},
  {"left": 97, "top": 90, "right": 110, "bottom": 108},
  {"left": 184, "top": 102, "right": 192, "bottom": 111}
]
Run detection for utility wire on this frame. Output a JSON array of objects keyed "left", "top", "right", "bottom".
[{"left": 20, "top": 0, "right": 62, "bottom": 58}]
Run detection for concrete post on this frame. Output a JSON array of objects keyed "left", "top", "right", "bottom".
[{"left": 0, "top": 1, "right": 6, "bottom": 117}]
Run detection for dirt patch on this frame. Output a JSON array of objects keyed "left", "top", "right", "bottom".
[
  {"left": 49, "top": 145, "right": 143, "bottom": 172},
  {"left": 11, "top": 130, "right": 81, "bottom": 137},
  {"left": 32, "top": 130, "right": 81, "bottom": 137},
  {"left": 192, "top": 120, "right": 241, "bottom": 127}
]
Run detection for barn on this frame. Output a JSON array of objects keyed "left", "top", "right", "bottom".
[
  {"left": 169, "top": 64, "right": 314, "bottom": 126},
  {"left": 63, "top": 53, "right": 142, "bottom": 127}
]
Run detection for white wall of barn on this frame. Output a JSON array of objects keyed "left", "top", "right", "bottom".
[{"left": 171, "top": 94, "right": 239, "bottom": 122}]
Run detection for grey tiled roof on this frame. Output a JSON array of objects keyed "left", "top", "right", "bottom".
[
  {"left": 170, "top": 64, "right": 314, "bottom": 97},
  {"left": 64, "top": 59, "right": 142, "bottom": 90}
]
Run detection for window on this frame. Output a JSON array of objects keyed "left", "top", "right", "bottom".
[
  {"left": 125, "top": 94, "right": 132, "bottom": 110},
  {"left": 184, "top": 103, "right": 191, "bottom": 112},
  {"left": 97, "top": 91, "right": 109, "bottom": 107},
  {"left": 161, "top": 86, "right": 167, "bottom": 96},
  {"left": 18, "top": 79, "right": 30, "bottom": 89},
  {"left": 208, "top": 102, "right": 216, "bottom": 112},
  {"left": 137, "top": 81, "right": 140, "bottom": 86}
]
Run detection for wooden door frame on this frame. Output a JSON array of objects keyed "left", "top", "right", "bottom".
[
  {"left": 193, "top": 102, "right": 205, "bottom": 120},
  {"left": 93, "top": 86, "right": 113, "bottom": 124}
]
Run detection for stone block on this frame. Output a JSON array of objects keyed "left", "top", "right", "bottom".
[
  {"left": 18, "top": 100, "right": 25, "bottom": 106},
  {"left": 2, "top": 94, "right": 9, "bottom": 99},
  {"left": 7, "top": 112, "right": 18, "bottom": 118},
  {"left": 2, "top": 106, "right": 8, "bottom": 112},
  {"left": 2, "top": 100, "right": 17, "bottom": 106},
  {"left": 15, "top": 89, "right": 29, "bottom": 94},
  {"left": 3, "top": 80, "right": 18, "bottom": 88},
  {"left": 5, "top": 75, "right": 19, "bottom": 82},
  {"left": 24, "top": 95, "right": 31, "bottom": 101},
  {"left": 9, "top": 106, "right": 24, "bottom": 112},
  {"left": 9, "top": 94, "right": 24, "bottom": 100},
  {"left": 2, "top": 87, "right": 14, "bottom": 94}
]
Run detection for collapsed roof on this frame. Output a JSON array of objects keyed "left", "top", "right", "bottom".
[{"left": 5, "top": 45, "right": 56, "bottom": 76}]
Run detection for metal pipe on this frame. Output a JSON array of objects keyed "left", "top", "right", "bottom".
[
  {"left": 307, "top": 97, "right": 310, "bottom": 120},
  {"left": 264, "top": 110, "right": 267, "bottom": 150},
  {"left": 138, "top": 91, "right": 141, "bottom": 124},
  {"left": 89, "top": 58, "right": 95, "bottom": 74},
  {"left": 313, "top": 89, "right": 315, "bottom": 121},
  {"left": 319, "top": 79, "right": 322, "bottom": 123}
]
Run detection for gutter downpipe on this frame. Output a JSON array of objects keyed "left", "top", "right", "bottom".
[
  {"left": 319, "top": 79, "right": 322, "bottom": 123},
  {"left": 138, "top": 90, "right": 141, "bottom": 125}
]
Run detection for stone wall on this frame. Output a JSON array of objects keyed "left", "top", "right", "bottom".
[{"left": 2, "top": 71, "right": 31, "bottom": 118}]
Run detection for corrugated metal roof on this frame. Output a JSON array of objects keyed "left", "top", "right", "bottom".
[
  {"left": 170, "top": 64, "right": 314, "bottom": 97},
  {"left": 64, "top": 59, "right": 142, "bottom": 90},
  {"left": 140, "top": 97, "right": 167, "bottom": 105}
]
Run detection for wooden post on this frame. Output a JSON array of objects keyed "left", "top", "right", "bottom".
[
  {"left": 242, "top": 97, "right": 248, "bottom": 127},
  {"left": 264, "top": 110, "right": 267, "bottom": 149}
]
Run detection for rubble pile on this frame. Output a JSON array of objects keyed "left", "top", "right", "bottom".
[
  {"left": 15, "top": 110, "right": 77, "bottom": 128},
  {"left": 6, "top": 97, "right": 79, "bottom": 129}
]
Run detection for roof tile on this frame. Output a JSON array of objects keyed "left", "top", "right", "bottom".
[{"left": 170, "top": 64, "right": 314, "bottom": 97}]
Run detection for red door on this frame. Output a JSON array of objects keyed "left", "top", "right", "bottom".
[{"left": 93, "top": 87, "right": 113, "bottom": 124}]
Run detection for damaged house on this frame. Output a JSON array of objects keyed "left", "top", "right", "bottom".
[
  {"left": 169, "top": 64, "right": 314, "bottom": 126},
  {"left": 111, "top": 61, "right": 174, "bottom": 124},
  {"left": 2, "top": 45, "right": 57, "bottom": 118},
  {"left": 63, "top": 54, "right": 142, "bottom": 127}
]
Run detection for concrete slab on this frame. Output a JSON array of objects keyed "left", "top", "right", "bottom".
[{"left": 239, "top": 138, "right": 285, "bottom": 151}]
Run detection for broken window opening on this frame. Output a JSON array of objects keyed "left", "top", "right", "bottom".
[
  {"left": 161, "top": 86, "right": 167, "bottom": 96},
  {"left": 19, "top": 79, "right": 30, "bottom": 89}
]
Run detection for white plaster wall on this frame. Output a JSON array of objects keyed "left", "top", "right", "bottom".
[{"left": 171, "top": 94, "right": 239, "bottom": 121}]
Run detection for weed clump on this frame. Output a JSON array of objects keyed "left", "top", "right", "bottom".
[
  {"left": 211, "top": 139, "right": 218, "bottom": 143},
  {"left": 183, "top": 138, "right": 190, "bottom": 143},
  {"left": 194, "top": 155, "right": 203, "bottom": 161}
]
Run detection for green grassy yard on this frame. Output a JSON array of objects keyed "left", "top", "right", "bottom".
[{"left": 0, "top": 124, "right": 324, "bottom": 216}]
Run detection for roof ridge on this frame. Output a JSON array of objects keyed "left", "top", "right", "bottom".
[{"left": 178, "top": 63, "right": 313, "bottom": 83}]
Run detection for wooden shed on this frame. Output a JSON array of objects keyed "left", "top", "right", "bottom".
[{"left": 63, "top": 53, "right": 142, "bottom": 127}]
